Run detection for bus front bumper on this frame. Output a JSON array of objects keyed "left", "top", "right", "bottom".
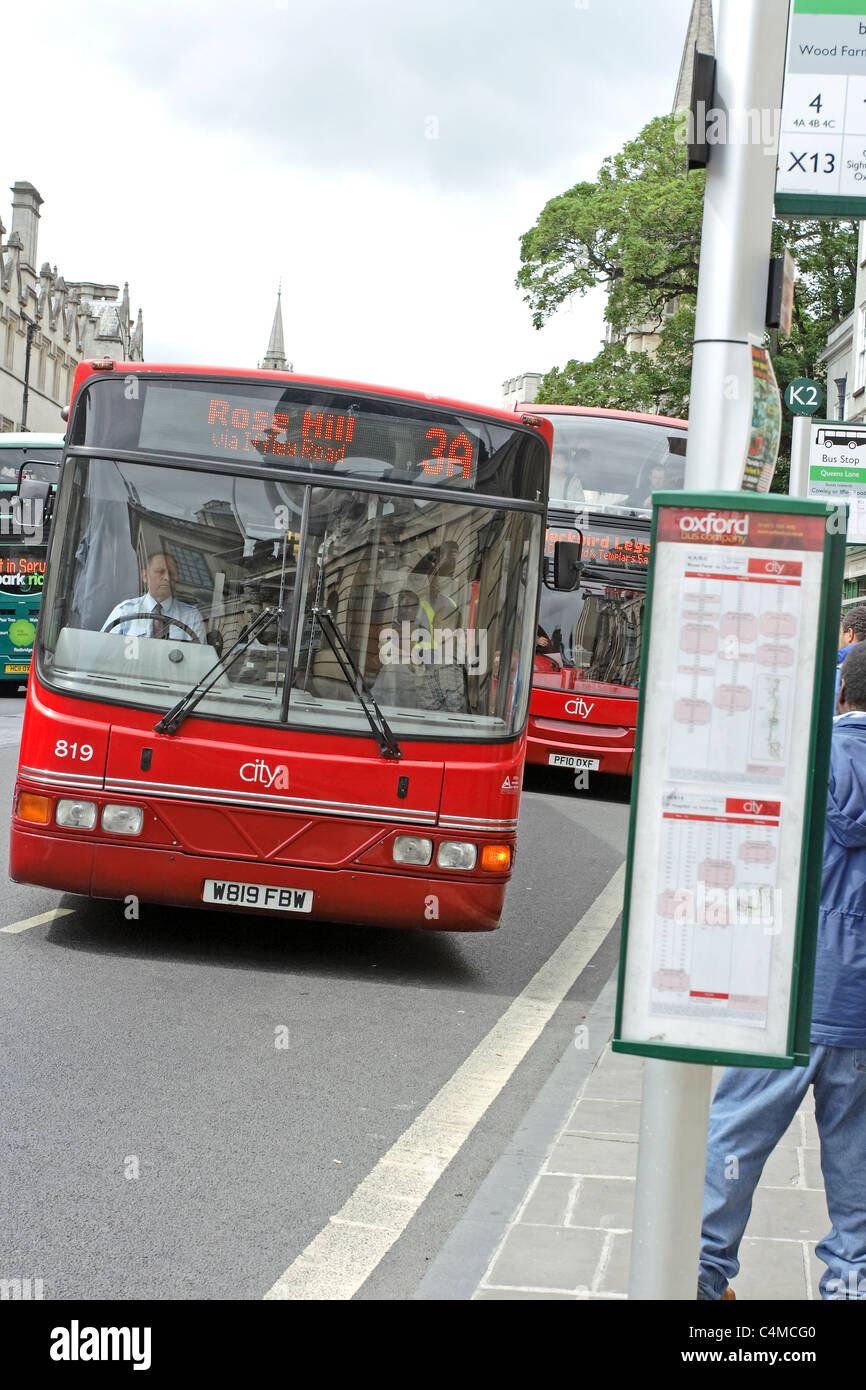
[
  {"left": 525, "top": 716, "right": 635, "bottom": 776},
  {"left": 9, "top": 827, "right": 506, "bottom": 932}
]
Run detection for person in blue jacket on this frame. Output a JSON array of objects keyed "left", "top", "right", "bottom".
[
  {"left": 698, "top": 640, "right": 866, "bottom": 1301},
  {"left": 834, "top": 605, "right": 866, "bottom": 712}
]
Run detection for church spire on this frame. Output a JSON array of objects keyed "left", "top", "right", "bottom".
[
  {"left": 673, "top": 0, "right": 714, "bottom": 112},
  {"left": 261, "top": 286, "right": 292, "bottom": 371}
]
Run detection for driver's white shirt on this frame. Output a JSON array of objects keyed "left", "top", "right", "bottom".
[{"left": 101, "top": 591, "right": 206, "bottom": 642}]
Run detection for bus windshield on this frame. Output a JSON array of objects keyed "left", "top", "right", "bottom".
[
  {"left": 545, "top": 414, "right": 688, "bottom": 508},
  {"left": 0, "top": 437, "right": 62, "bottom": 685},
  {"left": 536, "top": 581, "right": 645, "bottom": 692},
  {"left": 0, "top": 443, "right": 63, "bottom": 483},
  {"left": 40, "top": 456, "right": 541, "bottom": 741}
]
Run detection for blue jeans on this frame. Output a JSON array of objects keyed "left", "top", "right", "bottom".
[{"left": 699, "top": 1046, "right": 866, "bottom": 1300}]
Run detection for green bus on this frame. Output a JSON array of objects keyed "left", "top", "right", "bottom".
[{"left": 0, "top": 433, "right": 63, "bottom": 693}]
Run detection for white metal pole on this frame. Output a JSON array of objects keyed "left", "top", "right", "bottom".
[
  {"left": 789, "top": 414, "right": 812, "bottom": 498},
  {"left": 628, "top": 0, "right": 790, "bottom": 1301},
  {"left": 629, "top": 1060, "right": 712, "bottom": 1300},
  {"left": 685, "top": 0, "right": 791, "bottom": 494}
]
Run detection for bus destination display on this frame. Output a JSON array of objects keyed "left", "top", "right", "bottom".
[
  {"left": 137, "top": 384, "right": 479, "bottom": 485},
  {"left": 545, "top": 524, "right": 651, "bottom": 569},
  {"left": 0, "top": 552, "right": 46, "bottom": 591}
]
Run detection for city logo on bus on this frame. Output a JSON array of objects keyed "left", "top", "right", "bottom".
[
  {"left": 564, "top": 697, "right": 595, "bottom": 718},
  {"left": 678, "top": 513, "right": 748, "bottom": 536},
  {"left": 239, "top": 760, "right": 289, "bottom": 789}
]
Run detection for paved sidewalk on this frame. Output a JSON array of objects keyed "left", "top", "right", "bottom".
[
  {"left": 415, "top": 976, "right": 829, "bottom": 1301},
  {"left": 475, "top": 1045, "right": 825, "bottom": 1300}
]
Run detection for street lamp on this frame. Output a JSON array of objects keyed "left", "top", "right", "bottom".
[
  {"left": 834, "top": 376, "right": 847, "bottom": 420},
  {"left": 19, "top": 309, "right": 36, "bottom": 432}
]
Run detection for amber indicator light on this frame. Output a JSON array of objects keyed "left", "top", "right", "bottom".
[
  {"left": 18, "top": 793, "right": 52, "bottom": 824},
  {"left": 481, "top": 844, "right": 512, "bottom": 871}
]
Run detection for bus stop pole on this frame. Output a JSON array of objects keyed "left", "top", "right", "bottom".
[
  {"left": 628, "top": 0, "right": 789, "bottom": 1300},
  {"left": 789, "top": 414, "right": 812, "bottom": 499}
]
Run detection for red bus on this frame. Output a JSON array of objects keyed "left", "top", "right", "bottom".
[
  {"left": 515, "top": 404, "right": 688, "bottom": 778},
  {"left": 10, "top": 361, "right": 562, "bottom": 931}
]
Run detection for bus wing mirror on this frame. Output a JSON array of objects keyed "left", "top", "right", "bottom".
[
  {"left": 17, "top": 478, "right": 50, "bottom": 537},
  {"left": 18, "top": 477, "right": 50, "bottom": 509},
  {"left": 552, "top": 538, "right": 582, "bottom": 591}
]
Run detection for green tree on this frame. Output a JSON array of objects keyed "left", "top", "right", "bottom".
[
  {"left": 540, "top": 304, "right": 695, "bottom": 419},
  {"left": 518, "top": 115, "right": 704, "bottom": 338},
  {"left": 518, "top": 113, "right": 858, "bottom": 488}
]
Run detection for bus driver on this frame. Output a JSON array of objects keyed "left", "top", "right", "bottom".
[{"left": 101, "top": 552, "right": 207, "bottom": 643}]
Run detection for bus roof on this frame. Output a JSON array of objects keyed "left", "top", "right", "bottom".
[
  {"left": 511, "top": 402, "right": 688, "bottom": 430},
  {"left": 70, "top": 361, "right": 555, "bottom": 444},
  {"left": 0, "top": 432, "right": 65, "bottom": 447}
]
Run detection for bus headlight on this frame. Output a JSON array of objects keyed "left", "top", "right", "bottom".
[
  {"left": 56, "top": 799, "right": 97, "bottom": 830},
  {"left": 436, "top": 841, "right": 477, "bottom": 870},
  {"left": 101, "top": 804, "right": 144, "bottom": 836},
  {"left": 393, "top": 835, "right": 434, "bottom": 865}
]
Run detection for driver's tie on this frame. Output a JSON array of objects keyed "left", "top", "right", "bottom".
[{"left": 153, "top": 602, "right": 169, "bottom": 640}]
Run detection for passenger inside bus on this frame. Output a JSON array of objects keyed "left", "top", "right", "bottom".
[
  {"left": 626, "top": 454, "right": 685, "bottom": 507},
  {"left": 411, "top": 543, "right": 462, "bottom": 635},
  {"left": 637, "top": 462, "right": 666, "bottom": 507},
  {"left": 536, "top": 624, "right": 564, "bottom": 655},
  {"left": 101, "top": 552, "right": 207, "bottom": 643},
  {"left": 372, "top": 577, "right": 468, "bottom": 714},
  {"left": 549, "top": 448, "right": 587, "bottom": 503}
]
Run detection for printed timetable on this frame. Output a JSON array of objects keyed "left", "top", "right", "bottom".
[
  {"left": 616, "top": 497, "right": 839, "bottom": 1064},
  {"left": 666, "top": 542, "right": 804, "bottom": 787}
]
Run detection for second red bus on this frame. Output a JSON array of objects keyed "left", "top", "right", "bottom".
[{"left": 513, "top": 403, "right": 688, "bottom": 778}]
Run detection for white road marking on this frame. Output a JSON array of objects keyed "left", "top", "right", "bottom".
[
  {"left": 264, "top": 861, "right": 626, "bottom": 1300},
  {"left": 1, "top": 908, "right": 74, "bottom": 934}
]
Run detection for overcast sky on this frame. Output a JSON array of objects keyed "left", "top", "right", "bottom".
[{"left": 5, "top": 0, "right": 695, "bottom": 407}]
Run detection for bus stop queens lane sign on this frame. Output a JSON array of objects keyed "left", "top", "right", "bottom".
[{"left": 807, "top": 421, "right": 866, "bottom": 542}]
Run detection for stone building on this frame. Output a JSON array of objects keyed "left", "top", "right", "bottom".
[
  {"left": 501, "top": 372, "right": 542, "bottom": 408},
  {"left": 0, "top": 181, "right": 144, "bottom": 433}
]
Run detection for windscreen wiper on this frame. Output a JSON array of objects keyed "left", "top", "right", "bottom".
[
  {"left": 311, "top": 605, "right": 402, "bottom": 760},
  {"left": 154, "top": 606, "right": 281, "bottom": 736}
]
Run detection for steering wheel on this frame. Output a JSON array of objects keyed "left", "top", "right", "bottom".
[{"left": 103, "top": 612, "right": 202, "bottom": 643}]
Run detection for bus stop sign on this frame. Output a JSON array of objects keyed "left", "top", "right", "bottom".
[{"left": 785, "top": 378, "right": 823, "bottom": 415}]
